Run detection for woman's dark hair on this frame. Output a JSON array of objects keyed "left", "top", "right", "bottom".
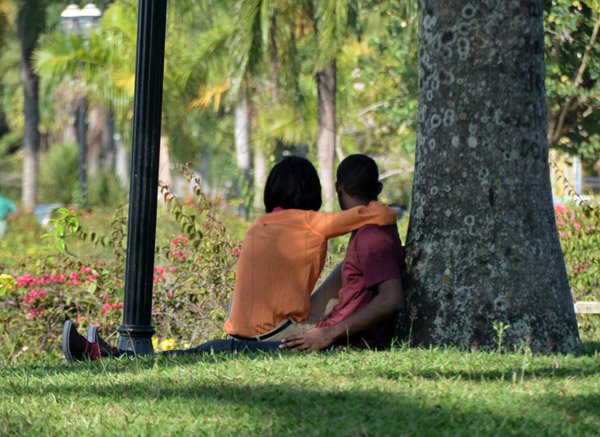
[
  {"left": 264, "top": 156, "right": 322, "bottom": 212},
  {"left": 336, "top": 154, "right": 381, "bottom": 201}
]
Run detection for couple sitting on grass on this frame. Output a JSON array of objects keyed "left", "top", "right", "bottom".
[{"left": 63, "top": 154, "right": 405, "bottom": 361}]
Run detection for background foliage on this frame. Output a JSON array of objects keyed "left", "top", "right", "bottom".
[{"left": 1, "top": 0, "right": 596, "bottom": 207}]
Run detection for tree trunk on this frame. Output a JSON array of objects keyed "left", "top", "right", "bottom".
[
  {"left": 0, "top": 89, "right": 8, "bottom": 138},
  {"left": 87, "top": 104, "right": 110, "bottom": 176},
  {"left": 115, "top": 136, "right": 129, "bottom": 186},
  {"left": 316, "top": 61, "right": 336, "bottom": 212},
  {"left": 20, "top": 39, "right": 40, "bottom": 209},
  {"left": 404, "top": 0, "right": 579, "bottom": 353},
  {"left": 158, "top": 134, "right": 172, "bottom": 192},
  {"left": 253, "top": 145, "right": 267, "bottom": 211},
  {"left": 234, "top": 88, "right": 251, "bottom": 220},
  {"left": 103, "top": 107, "right": 116, "bottom": 172},
  {"left": 269, "top": 15, "right": 280, "bottom": 101},
  {"left": 77, "top": 98, "right": 88, "bottom": 204}
]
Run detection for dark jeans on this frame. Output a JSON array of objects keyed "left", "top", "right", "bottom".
[
  {"left": 162, "top": 339, "right": 282, "bottom": 356},
  {"left": 114, "top": 339, "right": 282, "bottom": 357}
]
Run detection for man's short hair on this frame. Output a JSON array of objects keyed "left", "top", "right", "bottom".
[
  {"left": 264, "top": 156, "right": 322, "bottom": 212},
  {"left": 336, "top": 154, "right": 381, "bottom": 201}
]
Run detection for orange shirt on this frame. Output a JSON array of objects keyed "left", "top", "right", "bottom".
[{"left": 224, "top": 202, "right": 397, "bottom": 337}]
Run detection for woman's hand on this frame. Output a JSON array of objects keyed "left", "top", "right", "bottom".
[{"left": 279, "top": 327, "right": 336, "bottom": 352}]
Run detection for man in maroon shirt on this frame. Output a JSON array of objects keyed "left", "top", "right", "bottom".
[{"left": 281, "top": 154, "right": 405, "bottom": 351}]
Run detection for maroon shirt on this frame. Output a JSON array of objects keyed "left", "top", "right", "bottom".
[{"left": 317, "top": 224, "right": 405, "bottom": 349}]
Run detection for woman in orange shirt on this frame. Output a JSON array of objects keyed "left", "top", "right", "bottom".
[{"left": 63, "top": 156, "right": 396, "bottom": 359}]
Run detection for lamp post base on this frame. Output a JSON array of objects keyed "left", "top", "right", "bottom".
[{"left": 116, "top": 324, "right": 155, "bottom": 355}]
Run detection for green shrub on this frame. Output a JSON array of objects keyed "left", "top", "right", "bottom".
[
  {"left": 555, "top": 200, "right": 600, "bottom": 339},
  {"left": 0, "top": 165, "right": 240, "bottom": 363},
  {"left": 88, "top": 170, "right": 127, "bottom": 208},
  {"left": 38, "top": 142, "right": 81, "bottom": 205}
]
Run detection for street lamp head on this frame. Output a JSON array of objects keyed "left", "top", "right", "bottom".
[
  {"left": 60, "top": 3, "right": 102, "bottom": 36},
  {"left": 59, "top": 4, "right": 81, "bottom": 35},
  {"left": 79, "top": 3, "right": 102, "bottom": 33}
]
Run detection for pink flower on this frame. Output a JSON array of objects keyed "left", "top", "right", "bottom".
[
  {"left": 76, "top": 315, "right": 83, "bottom": 324},
  {"left": 171, "top": 251, "right": 188, "bottom": 259},
  {"left": 169, "top": 267, "right": 177, "bottom": 273},
  {"left": 102, "top": 301, "right": 124, "bottom": 314},
  {"left": 166, "top": 292, "right": 173, "bottom": 299},
  {"left": 170, "top": 234, "right": 189, "bottom": 245},
  {"left": 231, "top": 248, "right": 241, "bottom": 256},
  {"left": 26, "top": 307, "right": 44, "bottom": 319},
  {"left": 16, "top": 274, "right": 34, "bottom": 288},
  {"left": 154, "top": 266, "right": 166, "bottom": 276},
  {"left": 92, "top": 322, "right": 100, "bottom": 328}
]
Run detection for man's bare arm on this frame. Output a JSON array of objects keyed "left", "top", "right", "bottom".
[
  {"left": 328, "top": 278, "right": 404, "bottom": 340},
  {"left": 281, "top": 278, "right": 404, "bottom": 351}
]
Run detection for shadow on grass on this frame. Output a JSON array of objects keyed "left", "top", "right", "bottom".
[
  {"left": 2, "top": 374, "right": 599, "bottom": 435},
  {"left": 3, "top": 340, "right": 600, "bottom": 382},
  {"left": 377, "top": 364, "right": 600, "bottom": 383}
]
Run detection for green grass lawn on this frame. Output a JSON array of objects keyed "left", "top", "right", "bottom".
[{"left": 1, "top": 344, "right": 598, "bottom": 436}]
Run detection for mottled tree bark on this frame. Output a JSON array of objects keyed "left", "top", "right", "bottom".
[
  {"left": 317, "top": 61, "right": 336, "bottom": 212},
  {"left": 404, "top": 0, "right": 579, "bottom": 352}
]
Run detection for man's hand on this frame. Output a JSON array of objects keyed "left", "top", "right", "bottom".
[{"left": 279, "top": 327, "right": 336, "bottom": 352}]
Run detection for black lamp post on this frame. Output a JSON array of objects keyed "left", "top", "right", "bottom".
[
  {"left": 59, "top": 3, "right": 102, "bottom": 206},
  {"left": 116, "top": 0, "right": 168, "bottom": 354}
]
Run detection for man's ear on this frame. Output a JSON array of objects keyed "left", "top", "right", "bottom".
[{"left": 377, "top": 182, "right": 383, "bottom": 195}]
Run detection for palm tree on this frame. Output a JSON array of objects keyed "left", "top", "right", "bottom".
[
  {"left": 35, "top": 0, "right": 142, "bottom": 185},
  {"left": 311, "top": 0, "right": 348, "bottom": 211},
  {"left": 309, "top": 0, "right": 419, "bottom": 210},
  {"left": 16, "top": 0, "right": 47, "bottom": 209},
  {"left": 190, "top": 0, "right": 304, "bottom": 216},
  {"left": 0, "top": 1, "right": 12, "bottom": 141}
]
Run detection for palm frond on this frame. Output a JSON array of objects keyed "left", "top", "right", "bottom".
[
  {"left": 313, "top": 0, "right": 348, "bottom": 70},
  {"left": 190, "top": 82, "right": 231, "bottom": 111}
]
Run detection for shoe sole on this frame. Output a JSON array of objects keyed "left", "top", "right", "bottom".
[
  {"left": 86, "top": 326, "right": 98, "bottom": 343},
  {"left": 62, "top": 320, "right": 74, "bottom": 363}
]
